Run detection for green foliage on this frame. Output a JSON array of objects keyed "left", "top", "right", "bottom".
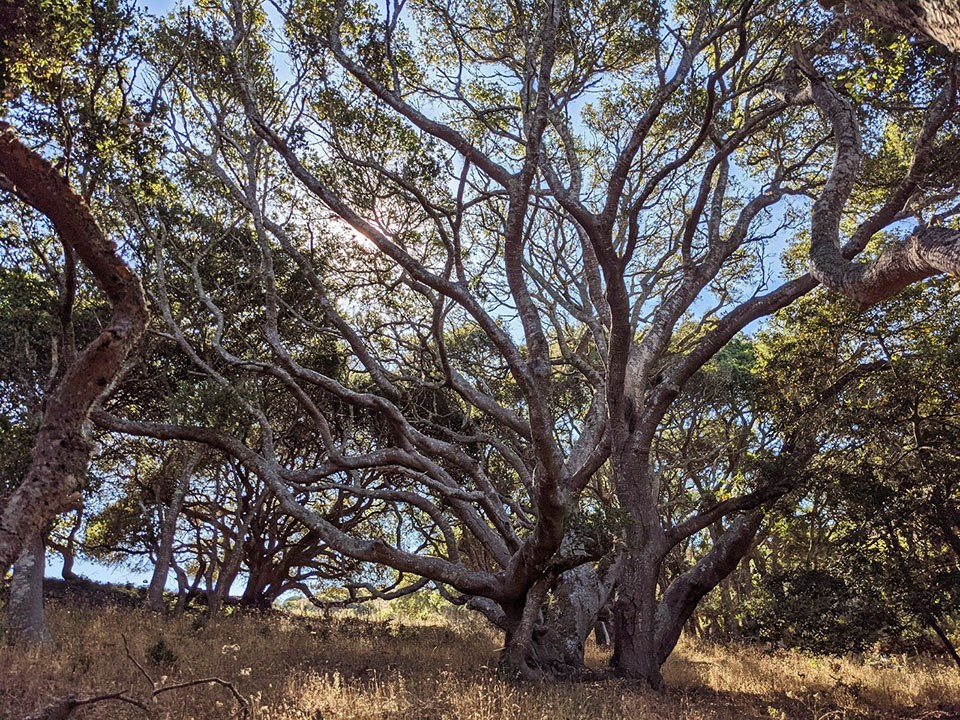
[
  {"left": 744, "top": 568, "right": 903, "bottom": 654},
  {"left": 147, "top": 637, "right": 178, "bottom": 666},
  {"left": 744, "top": 279, "right": 960, "bottom": 654},
  {"left": 0, "top": 0, "right": 88, "bottom": 99},
  {"left": 0, "top": 268, "right": 56, "bottom": 492}
]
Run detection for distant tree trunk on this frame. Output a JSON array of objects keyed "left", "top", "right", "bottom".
[
  {"left": 5, "top": 533, "right": 49, "bottom": 643},
  {"left": 205, "top": 496, "right": 261, "bottom": 617},
  {"left": 172, "top": 562, "right": 190, "bottom": 615},
  {"left": 50, "top": 509, "right": 83, "bottom": 581},
  {"left": 205, "top": 548, "right": 243, "bottom": 618},
  {"left": 239, "top": 563, "right": 284, "bottom": 609},
  {"left": 146, "top": 452, "right": 198, "bottom": 612}
]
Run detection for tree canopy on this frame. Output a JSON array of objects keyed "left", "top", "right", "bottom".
[{"left": 1, "top": 0, "right": 958, "bottom": 688}]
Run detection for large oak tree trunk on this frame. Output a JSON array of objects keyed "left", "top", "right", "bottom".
[
  {"left": 508, "top": 567, "right": 611, "bottom": 679},
  {"left": 541, "top": 564, "right": 615, "bottom": 671},
  {"left": 610, "top": 512, "right": 765, "bottom": 688},
  {"left": 611, "top": 550, "right": 664, "bottom": 688},
  {"left": 839, "top": 0, "right": 960, "bottom": 52},
  {"left": 0, "top": 123, "right": 149, "bottom": 571}
]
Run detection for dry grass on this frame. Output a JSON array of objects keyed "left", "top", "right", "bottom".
[{"left": 1, "top": 602, "right": 957, "bottom": 720}]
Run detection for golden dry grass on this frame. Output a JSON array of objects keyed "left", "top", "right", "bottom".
[{"left": 1, "top": 602, "right": 957, "bottom": 720}]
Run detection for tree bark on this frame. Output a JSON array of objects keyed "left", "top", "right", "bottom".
[
  {"left": 838, "top": 0, "right": 960, "bottom": 52},
  {"left": 654, "top": 513, "right": 764, "bottom": 664},
  {"left": 58, "top": 513, "right": 80, "bottom": 581},
  {"left": 499, "top": 577, "right": 554, "bottom": 680},
  {"left": 204, "top": 496, "right": 261, "bottom": 618},
  {"left": 611, "top": 549, "right": 666, "bottom": 688},
  {"left": 146, "top": 452, "right": 198, "bottom": 612},
  {"left": 0, "top": 123, "right": 149, "bottom": 572},
  {"left": 466, "top": 562, "right": 617, "bottom": 680},
  {"left": 5, "top": 533, "right": 49, "bottom": 643},
  {"left": 790, "top": 48, "right": 960, "bottom": 308}
]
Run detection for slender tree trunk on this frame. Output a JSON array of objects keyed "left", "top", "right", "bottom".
[
  {"left": 205, "top": 498, "right": 260, "bottom": 617},
  {"left": 5, "top": 533, "right": 49, "bottom": 643},
  {"left": 172, "top": 562, "right": 190, "bottom": 615},
  {"left": 59, "top": 510, "right": 81, "bottom": 581},
  {"left": 146, "top": 452, "right": 198, "bottom": 612}
]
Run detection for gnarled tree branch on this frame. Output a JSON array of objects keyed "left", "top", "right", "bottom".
[{"left": 0, "top": 122, "right": 149, "bottom": 571}]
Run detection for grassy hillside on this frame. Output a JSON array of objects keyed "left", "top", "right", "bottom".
[{"left": 1, "top": 603, "right": 958, "bottom": 719}]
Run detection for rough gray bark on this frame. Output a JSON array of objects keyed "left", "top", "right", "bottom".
[
  {"left": 0, "top": 123, "right": 149, "bottom": 571},
  {"left": 611, "top": 547, "right": 667, "bottom": 688},
  {"left": 542, "top": 562, "right": 620, "bottom": 669},
  {"left": 464, "top": 560, "right": 620, "bottom": 679},
  {"left": 608, "top": 514, "right": 763, "bottom": 688},
  {"left": 787, "top": 49, "right": 960, "bottom": 307},
  {"left": 831, "top": 0, "right": 960, "bottom": 52},
  {"left": 5, "top": 533, "right": 49, "bottom": 643}
]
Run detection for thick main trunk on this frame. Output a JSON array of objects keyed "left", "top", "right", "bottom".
[
  {"left": 607, "top": 440, "right": 668, "bottom": 687},
  {"left": 611, "top": 550, "right": 664, "bottom": 688},
  {"left": 841, "top": 0, "right": 960, "bottom": 52},
  {"left": 5, "top": 533, "right": 49, "bottom": 643},
  {"left": 611, "top": 513, "right": 765, "bottom": 687}
]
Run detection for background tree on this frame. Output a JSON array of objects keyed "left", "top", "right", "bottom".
[{"left": 740, "top": 277, "right": 960, "bottom": 662}]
